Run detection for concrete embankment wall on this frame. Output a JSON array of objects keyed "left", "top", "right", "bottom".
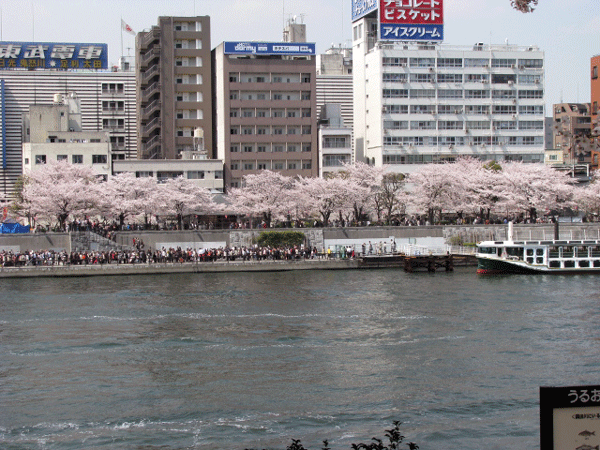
[{"left": 2, "top": 223, "right": 600, "bottom": 254}]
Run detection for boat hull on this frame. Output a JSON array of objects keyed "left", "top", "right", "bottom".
[{"left": 476, "top": 257, "right": 539, "bottom": 274}]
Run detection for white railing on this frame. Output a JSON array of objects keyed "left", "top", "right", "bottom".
[{"left": 399, "top": 244, "right": 477, "bottom": 256}]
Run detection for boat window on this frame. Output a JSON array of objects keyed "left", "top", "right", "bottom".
[
  {"left": 579, "top": 260, "right": 590, "bottom": 268},
  {"left": 562, "top": 247, "right": 574, "bottom": 257},
  {"left": 506, "top": 247, "right": 523, "bottom": 258},
  {"left": 549, "top": 261, "right": 560, "bottom": 268},
  {"left": 536, "top": 248, "right": 544, "bottom": 256},
  {"left": 478, "top": 246, "right": 496, "bottom": 254},
  {"left": 564, "top": 260, "right": 575, "bottom": 268},
  {"left": 549, "top": 247, "right": 560, "bottom": 258},
  {"left": 594, "top": 261, "right": 600, "bottom": 268},
  {"left": 526, "top": 249, "right": 534, "bottom": 256},
  {"left": 536, "top": 257, "right": 544, "bottom": 264},
  {"left": 591, "top": 247, "right": 600, "bottom": 257}
]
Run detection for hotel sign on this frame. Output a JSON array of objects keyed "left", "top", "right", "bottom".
[
  {"left": 540, "top": 385, "right": 600, "bottom": 450},
  {"left": 224, "top": 42, "right": 315, "bottom": 56},
  {"left": 379, "top": 0, "right": 444, "bottom": 42},
  {"left": 0, "top": 42, "right": 108, "bottom": 70}
]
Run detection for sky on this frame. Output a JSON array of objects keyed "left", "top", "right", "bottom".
[{"left": 0, "top": 0, "right": 598, "bottom": 113}]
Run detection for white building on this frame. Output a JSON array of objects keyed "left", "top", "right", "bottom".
[
  {"left": 318, "top": 104, "right": 353, "bottom": 178},
  {"left": 112, "top": 156, "right": 224, "bottom": 192},
  {"left": 317, "top": 46, "right": 354, "bottom": 166},
  {"left": 22, "top": 94, "right": 111, "bottom": 180},
  {"left": 0, "top": 68, "right": 136, "bottom": 196},
  {"left": 353, "top": 17, "right": 545, "bottom": 174}
]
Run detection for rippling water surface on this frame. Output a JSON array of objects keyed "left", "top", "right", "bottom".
[{"left": 1, "top": 268, "right": 599, "bottom": 449}]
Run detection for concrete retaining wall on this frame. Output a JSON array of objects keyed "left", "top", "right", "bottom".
[{"left": 3, "top": 223, "right": 600, "bottom": 254}]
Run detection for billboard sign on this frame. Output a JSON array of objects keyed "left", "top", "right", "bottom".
[
  {"left": 540, "top": 385, "right": 600, "bottom": 450},
  {"left": 379, "top": 0, "right": 444, "bottom": 42},
  {"left": 0, "top": 42, "right": 108, "bottom": 70},
  {"left": 224, "top": 42, "right": 315, "bottom": 56},
  {"left": 352, "top": 0, "right": 378, "bottom": 22}
]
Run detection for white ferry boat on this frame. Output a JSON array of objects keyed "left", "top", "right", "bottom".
[{"left": 476, "top": 223, "right": 600, "bottom": 274}]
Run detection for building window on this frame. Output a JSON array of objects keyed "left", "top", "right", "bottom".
[
  {"left": 301, "top": 92, "right": 311, "bottom": 100},
  {"left": 323, "top": 137, "right": 348, "bottom": 148},
  {"left": 72, "top": 155, "right": 83, "bottom": 164},
  {"left": 302, "top": 161, "right": 312, "bottom": 170},
  {"left": 57, "top": 155, "right": 68, "bottom": 161},
  {"left": 187, "top": 171, "right": 205, "bottom": 179},
  {"left": 273, "top": 145, "right": 284, "bottom": 152},
  {"left": 230, "top": 162, "right": 239, "bottom": 170},
  {"left": 287, "top": 162, "right": 297, "bottom": 170},
  {"left": 288, "top": 145, "right": 298, "bottom": 152},
  {"left": 593, "top": 66, "right": 598, "bottom": 80},
  {"left": 230, "top": 145, "right": 240, "bottom": 153},
  {"left": 92, "top": 155, "right": 107, "bottom": 164},
  {"left": 35, "top": 155, "right": 46, "bottom": 164},
  {"left": 257, "top": 163, "right": 268, "bottom": 170},
  {"left": 229, "top": 73, "right": 238, "bottom": 82},
  {"left": 273, "top": 162, "right": 284, "bottom": 170},
  {"left": 243, "top": 162, "right": 255, "bottom": 170},
  {"left": 215, "top": 170, "right": 223, "bottom": 179},
  {"left": 243, "top": 145, "right": 254, "bottom": 153},
  {"left": 230, "top": 110, "right": 238, "bottom": 117}
]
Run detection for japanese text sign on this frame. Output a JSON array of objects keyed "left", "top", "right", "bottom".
[
  {"left": 0, "top": 42, "right": 108, "bottom": 70},
  {"left": 379, "top": 0, "right": 444, "bottom": 41},
  {"left": 540, "top": 385, "right": 600, "bottom": 450}
]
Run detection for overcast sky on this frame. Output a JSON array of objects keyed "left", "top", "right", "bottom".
[{"left": 1, "top": 0, "right": 598, "bottom": 112}]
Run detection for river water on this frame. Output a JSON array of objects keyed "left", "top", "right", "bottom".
[{"left": 1, "top": 268, "right": 599, "bottom": 449}]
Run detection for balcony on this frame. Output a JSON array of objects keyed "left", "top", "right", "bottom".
[
  {"left": 140, "top": 29, "right": 161, "bottom": 50},
  {"left": 142, "top": 116, "right": 161, "bottom": 135},
  {"left": 140, "top": 47, "right": 160, "bottom": 67},
  {"left": 142, "top": 99, "right": 161, "bottom": 118},
  {"left": 141, "top": 81, "right": 160, "bottom": 103},
  {"left": 141, "top": 65, "right": 160, "bottom": 85}
]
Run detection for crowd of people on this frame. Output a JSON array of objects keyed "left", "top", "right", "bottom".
[{"left": 0, "top": 239, "right": 403, "bottom": 268}]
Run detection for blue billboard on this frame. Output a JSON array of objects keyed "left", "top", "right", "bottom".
[
  {"left": 0, "top": 42, "right": 108, "bottom": 70},
  {"left": 352, "top": 0, "right": 378, "bottom": 22},
  {"left": 224, "top": 42, "right": 315, "bottom": 56}
]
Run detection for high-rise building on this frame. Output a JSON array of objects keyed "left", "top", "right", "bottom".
[
  {"left": 352, "top": 12, "right": 545, "bottom": 174},
  {"left": 552, "top": 103, "right": 592, "bottom": 164},
  {"left": 136, "top": 16, "right": 213, "bottom": 160},
  {"left": 0, "top": 69, "right": 136, "bottom": 197},
  {"left": 212, "top": 38, "right": 318, "bottom": 188},
  {"left": 316, "top": 46, "right": 354, "bottom": 166}
]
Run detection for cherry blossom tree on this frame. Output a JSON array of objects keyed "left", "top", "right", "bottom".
[
  {"left": 576, "top": 173, "right": 600, "bottom": 219},
  {"left": 495, "top": 161, "right": 576, "bottom": 222},
  {"left": 227, "top": 170, "right": 297, "bottom": 227},
  {"left": 98, "top": 173, "right": 157, "bottom": 227},
  {"left": 408, "top": 162, "right": 456, "bottom": 224},
  {"left": 339, "top": 162, "right": 386, "bottom": 224},
  {"left": 373, "top": 173, "right": 409, "bottom": 224},
  {"left": 156, "top": 176, "right": 216, "bottom": 230},
  {"left": 296, "top": 176, "right": 349, "bottom": 226},
  {"left": 21, "top": 160, "right": 99, "bottom": 230},
  {"left": 511, "top": 0, "right": 538, "bottom": 12}
]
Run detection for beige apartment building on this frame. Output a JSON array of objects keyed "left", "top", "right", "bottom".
[
  {"left": 213, "top": 41, "right": 318, "bottom": 188},
  {"left": 136, "top": 16, "right": 213, "bottom": 160}
]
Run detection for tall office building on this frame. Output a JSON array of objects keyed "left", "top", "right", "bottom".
[
  {"left": 352, "top": 7, "right": 545, "bottom": 174},
  {"left": 0, "top": 69, "right": 136, "bottom": 197},
  {"left": 316, "top": 46, "right": 354, "bottom": 168},
  {"left": 213, "top": 40, "right": 318, "bottom": 188},
  {"left": 136, "top": 16, "right": 213, "bottom": 160}
]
